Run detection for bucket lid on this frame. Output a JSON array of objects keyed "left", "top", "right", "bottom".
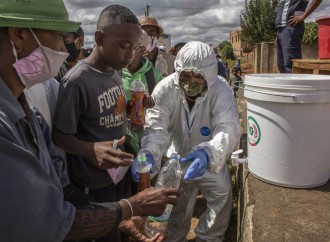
[
  {"left": 244, "top": 74, "right": 330, "bottom": 103},
  {"left": 316, "top": 16, "right": 330, "bottom": 23},
  {"left": 245, "top": 74, "right": 330, "bottom": 90}
]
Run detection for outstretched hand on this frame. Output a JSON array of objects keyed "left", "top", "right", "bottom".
[
  {"left": 119, "top": 216, "right": 166, "bottom": 242},
  {"left": 181, "top": 149, "right": 209, "bottom": 180},
  {"left": 91, "top": 136, "right": 134, "bottom": 169},
  {"left": 129, "top": 187, "right": 179, "bottom": 217}
]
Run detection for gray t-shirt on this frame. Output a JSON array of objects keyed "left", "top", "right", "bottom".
[{"left": 55, "top": 61, "right": 127, "bottom": 188}]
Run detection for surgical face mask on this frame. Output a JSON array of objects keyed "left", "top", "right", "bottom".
[
  {"left": 146, "top": 36, "right": 157, "bottom": 52},
  {"left": 179, "top": 79, "right": 207, "bottom": 97},
  {"left": 65, "top": 40, "right": 81, "bottom": 62},
  {"left": 12, "top": 28, "right": 69, "bottom": 89}
]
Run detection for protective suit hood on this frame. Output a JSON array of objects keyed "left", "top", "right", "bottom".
[{"left": 174, "top": 41, "right": 218, "bottom": 87}]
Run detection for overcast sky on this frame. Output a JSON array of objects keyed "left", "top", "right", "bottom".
[{"left": 63, "top": 0, "right": 330, "bottom": 48}]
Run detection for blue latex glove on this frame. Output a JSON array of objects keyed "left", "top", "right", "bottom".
[
  {"left": 181, "top": 149, "right": 209, "bottom": 180},
  {"left": 131, "top": 154, "right": 155, "bottom": 182}
]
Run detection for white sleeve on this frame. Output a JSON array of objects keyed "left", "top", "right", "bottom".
[
  {"left": 194, "top": 82, "right": 240, "bottom": 173},
  {"left": 140, "top": 80, "right": 173, "bottom": 173}
]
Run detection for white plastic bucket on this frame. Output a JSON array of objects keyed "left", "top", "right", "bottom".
[{"left": 244, "top": 74, "right": 330, "bottom": 188}]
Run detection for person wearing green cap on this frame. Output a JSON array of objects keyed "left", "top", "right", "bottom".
[{"left": 0, "top": 1, "right": 178, "bottom": 241}]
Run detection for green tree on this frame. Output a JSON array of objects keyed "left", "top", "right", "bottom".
[
  {"left": 218, "top": 40, "right": 231, "bottom": 52},
  {"left": 302, "top": 22, "right": 318, "bottom": 45},
  {"left": 217, "top": 40, "right": 235, "bottom": 60},
  {"left": 221, "top": 45, "right": 235, "bottom": 60},
  {"left": 240, "top": 0, "right": 279, "bottom": 46}
]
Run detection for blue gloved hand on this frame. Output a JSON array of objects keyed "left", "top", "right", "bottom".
[
  {"left": 131, "top": 154, "right": 155, "bottom": 182},
  {"left": 181, "top": 149, "right": 209, "bottom": 180}
]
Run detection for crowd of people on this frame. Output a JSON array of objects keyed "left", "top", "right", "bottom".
[
  {"left": 0, "top": 1, "right": 247, "bottom": 242},
  {"left": 0, "top": 2, "right": 177, "bottom": 242}
]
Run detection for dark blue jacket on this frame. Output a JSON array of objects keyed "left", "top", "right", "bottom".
[
  {"left": 0, "top": 78, "right": 74, "bottom": 241},
  {"left": 217, "top": 60, "right": 226, "bottom": 79}
]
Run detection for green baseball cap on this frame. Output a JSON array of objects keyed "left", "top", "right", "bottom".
[{"left": 0, "top": 0, "right": 81, "bottom": 32}]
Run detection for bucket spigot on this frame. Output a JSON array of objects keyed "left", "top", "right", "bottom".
[{"left": 231, "top": 149, "right": 248, "bottom": 165}]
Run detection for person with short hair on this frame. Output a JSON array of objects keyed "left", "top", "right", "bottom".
[
  {"left": 0, "top": 1, "right": 179, "bottom": 241},
  {"left": 169, "top": 42, "right": 187, "bottom": 56},
  {"left": 55, "top": 26, "right": 85, "bottom": 83},
  {"left": 54, "top": 5, "right": 160, "bottom": 242},
  {"left": 160, "top": 42, "right": 186, "bottom": 75}
]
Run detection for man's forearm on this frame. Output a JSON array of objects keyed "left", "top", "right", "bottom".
[
  {"left": 64, "top": 203, "right": 122, "bottom": 241},
  {"left": 302, "top": 0, "right": 322, "bottom": 20}
]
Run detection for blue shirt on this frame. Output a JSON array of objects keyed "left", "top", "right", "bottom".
[
  {"left": 275, "top": 0, "right": 309, "bottom": 28},
  {"left": 217, "top": 60, "right": 226, "bottom": 79},
  {"left": 0, "top": 78, "right": 74, "bottom": 241}
]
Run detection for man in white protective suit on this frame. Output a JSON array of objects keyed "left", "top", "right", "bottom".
[{"left": 131, "top": 41, "right": 240, "bottom": 242}]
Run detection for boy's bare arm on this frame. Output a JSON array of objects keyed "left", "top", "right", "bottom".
[{"left": 53, "top": 127, "right": 133, "bottom": 169}]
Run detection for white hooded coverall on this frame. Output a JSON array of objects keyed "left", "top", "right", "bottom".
[{"left": 140, "top": 41, "right": 240, "bottom": 242}]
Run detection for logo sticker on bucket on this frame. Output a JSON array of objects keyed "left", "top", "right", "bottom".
[{"left": 248, "top": 116, "right": 261, "bottom": 146}]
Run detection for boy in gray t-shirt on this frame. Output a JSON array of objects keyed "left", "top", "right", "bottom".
[
  {"left": 53, "top": 5, "right": 143, "bottom": 241},
  {"left": 55, "top": 60, "right": 128, "bottom": 190}
]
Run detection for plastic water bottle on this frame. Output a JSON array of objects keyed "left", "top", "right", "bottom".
[
  {"left": 155, "top": 54, "right": 168, "bottom": 76},
  {"left": 144, "top": 153, "right": 182, "bottom": 237},
  {"left": 136, "top": 153, "right": 151, "bottom": 192},
  {"left": 129, "top": 79, "right": 145, "bottom": 126}
]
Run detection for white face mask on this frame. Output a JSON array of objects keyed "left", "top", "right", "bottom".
[
  {"left": 146, "top": 36, "right": 157, "bottom": 52},
  {"left": 12, "top": 28, "right": 69, "bottom": 89}
]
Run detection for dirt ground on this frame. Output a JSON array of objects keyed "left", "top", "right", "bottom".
[{"left": 186, "top": 194, "right": 207, "bottom": 241}]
